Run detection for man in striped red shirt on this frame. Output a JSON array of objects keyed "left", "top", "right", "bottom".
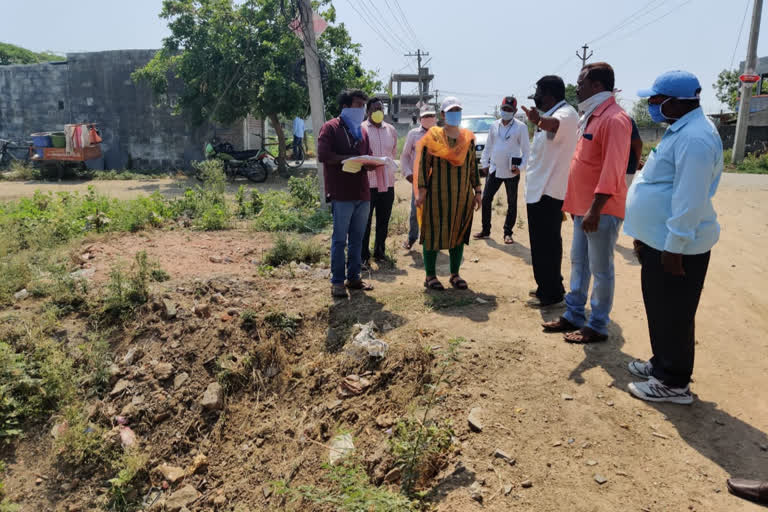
[{"left": 361, "top": 97, "right": 398, "bottom": 266}]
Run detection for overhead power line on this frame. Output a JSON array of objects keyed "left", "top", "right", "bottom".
[
  {"left": 587, "top": 0, "right": 666, "bottom": 46},
  {"left": 360, "top": 0, "right": 412, "bottom": 52},
  {"left": 731, "top": 0, "right": 752, "bottom": 69},
  {"left": 601, "top": 0, "right": 695, "bottom": 46},
  {"left": 387, "top": 0, "right": 424, "bottom": 49},
  {"left": 343, "top": 0, "right": 404, "bottom": 54}
]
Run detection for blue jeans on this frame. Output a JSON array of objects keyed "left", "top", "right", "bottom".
[
  {"left": 330, "top": 200, "right": 370, "bottom": 285},
  {"left": 563, "top": 214, "right": 622, "bottom": 335},
  {"left": 408, "top": 190, "right": 419, "bottom": 244}
]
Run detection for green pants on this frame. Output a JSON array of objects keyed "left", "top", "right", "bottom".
[{"left": 423, "top": 245, "right": 464, "bottom": 276}]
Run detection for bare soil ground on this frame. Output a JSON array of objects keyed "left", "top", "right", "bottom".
[{"left": 2, "top": 173, "right": 768, "bottom": 511}]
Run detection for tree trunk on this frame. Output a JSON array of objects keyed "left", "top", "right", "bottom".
[{"left": 268, "top": 113, "right": 287, "bottom": 175}]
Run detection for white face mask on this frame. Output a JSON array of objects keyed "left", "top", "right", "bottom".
[{"left": 500, "top": 111, "right": 515, "bottom": 121}]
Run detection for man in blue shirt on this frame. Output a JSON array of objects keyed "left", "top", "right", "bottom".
[
  {"left": 623, "top": 71, "right": 723, "bottom": 405},
  {"left": 292, "top": 116, "right": 305, "bottom": 161}
]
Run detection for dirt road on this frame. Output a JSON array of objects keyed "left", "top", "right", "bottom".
[{"left": 3, "top": 172, "right": 768, "bottom": 511}]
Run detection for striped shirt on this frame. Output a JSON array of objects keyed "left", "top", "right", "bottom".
[
  {"left": 362, "top": 120, "right": 398, "bottom": 191},
  {"left": 417, "top": 141, "right": 480, "bottom": 250}
]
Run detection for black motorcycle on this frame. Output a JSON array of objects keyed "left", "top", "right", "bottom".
[{"left": 201, "top": 139, "right": 269, "bottom": 183}]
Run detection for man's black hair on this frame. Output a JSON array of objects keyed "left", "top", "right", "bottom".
[
  {"left": 536, "top": 75, "right": 566, "bottom": 101},
  {"left": 582, "top": 62, "right": 615, "bottom": 92},
  {"left": 337, "top": 89, "right": 368, "bottom": 109},
  {"left": 366, "top": 96, "right": 383, "bottom": 110}
]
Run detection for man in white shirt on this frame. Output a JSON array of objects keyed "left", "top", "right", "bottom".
[
  {"left": 474, "top": 96, "right": 530, "bottom": 244},
  {"left": 361, "top": 97, "right": 398, "bottom": 265},
  {"left": 292, "top": 116, "right": 305, "bottom": 161},
  {"left": 521, "top": 75, "right": 579, "bottom": 307},
  {"left": 399, "top": 105, "right": 437, "bottom": 250}
]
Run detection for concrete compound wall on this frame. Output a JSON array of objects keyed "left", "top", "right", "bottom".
[{"left": 0, "top": 50, "right": 257, "bottom": 170}]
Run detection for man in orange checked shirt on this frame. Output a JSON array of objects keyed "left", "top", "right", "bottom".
[{"left": 543, "top": 62, "right": 631, "bottom": 344}]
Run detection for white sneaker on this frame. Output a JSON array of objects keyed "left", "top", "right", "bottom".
[
  {"left": 628, "top": 360, "right": 653, "bottom": 379},
  {"left": 628, "top": 377, "right": 693, "bottom": 405}
]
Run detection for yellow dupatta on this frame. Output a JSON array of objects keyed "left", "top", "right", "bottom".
[{"left": 412, "top": 126, "right": 474, "bottom": 227}]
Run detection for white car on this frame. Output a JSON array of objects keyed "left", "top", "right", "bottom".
[{"left": 460, "top": 115, "right": 496, "bottom": 165}]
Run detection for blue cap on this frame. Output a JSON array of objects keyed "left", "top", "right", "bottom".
[{"left": 637, "top": 70, "right": 701, "bottom": 99}]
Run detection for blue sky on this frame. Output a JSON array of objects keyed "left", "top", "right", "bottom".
[{"left": 5, "top": 0, "right": 767, "bottom": 115}]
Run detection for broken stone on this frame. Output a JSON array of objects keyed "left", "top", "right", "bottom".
[
  {"left": 165, "top": 485, "right": 200, "bottom": 512},
  {"left": 475, "top": 297, "right": 488, "bottom": 304},
  {"left": 50, "top": 421, "right": 68, "bottom": 439},
  {"left": 70, "top": 268, "right": 96, "bottom": 280},
  {"left": 594, "top": 474, "right": 608, "bottom": 485},
  {"left": 193, "top": 303, "right": 211, "bottom": 318},
  {"left": 375, "top": 413, "right": 395, "bottom": 429},
  {"left": 468, "top": 407, "right": 484, "bottom": 433},
  {"left": 14, "top": 289, "right": 29, "bottom": 300},
  {"left": 209, "top": 255, "right": 223, "bottom": 264},
  {"left": 494, "top": 449, "right": 515, "bottom": 465},
  {"left": 330, "top": 433, "right": 354, "bottom": 464},
  {"left": 562, "top": 393, "right": 574, "bottom": 401},
  {"left": 122, "top": 347, "right": 144, "bottom": 366},
  {"left": 384, "top": 467, "right": 402, "bottom": 483},
  {"left": 110, "top": 379, "right": 132, "bottom": 397},
  {"left": 174, "top": 372, "right": 189, "bottom": 390},
  {"left": 326, "top": 399, "right": 343, "bottom": 411},
  {"left": 188, "top": 454, "right": 208, "bottom": 475},
  {"left": 210, "top": 293, "right": 227, "bottom": 305},
  {"left": 154, "top": 362, "right": 174, "bottom": 381},
  {"left": 255, "top": 437, "right": 265, "bottom": 448},
  {"left": 586, "top": 460, "right": 598, "bottom": 466},
  {"left": 162, "top": 299, "right": 177, "bottom": 320},
  {"left": 337, "top": 375, "right": 371, "bottom": 398},
  {"left": 118, "top": 426, "right": 137, "bottom": 449},
  {"left": 469, "top": 482, "right": 484, "bottom": 503},
  {"left": 201, "top": 382, "right": 224, "bottom": 411},
  {"left": 521, "top": 480, "right": 533, "bottom": 489},
  {"left": 226, "top": 307, "right": 239, "bottom": 316},
  {"left": 262, "top": 485, "right": 273, "bottom": 499},
  {"left": 212, "top": 494, "right": 227, "bottom": 507},
  {"left": 503, "top": 483, "right": 513, "bottom": 496},
  {"left": 155, "top": 464, "right": 185, "bottom": 484}
]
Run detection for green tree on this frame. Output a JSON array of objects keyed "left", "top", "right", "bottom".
[
  {"left": 0, "top": 42, "right": 63, "bottom": 65},
  {"left": 714, "top": 69, "right": 741, "bottom": 111},
  {"left": 565, "top": 83, "right": 579, "bottom": 109},
  {"left": 132, "top": 0, "right": 380, "bottom": 171},
  {"left": 631, "top": 98, "right": 653, "bottom": 128}
]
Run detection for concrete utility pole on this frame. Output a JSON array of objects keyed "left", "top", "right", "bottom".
[
  {"left": 297, "top": 0, "right": 327, "bottom": 203},
  {"left": 733, "top": 0, "right": 764, "bottom": 164},
  {"left": 576, "top": 44, "right": 593, "bottom": 68},
  {"left": 405, "top": 49, "right": 430, "bottom": 100}
]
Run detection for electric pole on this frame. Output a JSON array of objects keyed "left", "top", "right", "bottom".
[
  {"left": 733, "top": 0, "right": 763, "bottom": 164},
  {"left": 405, "top": 49, "right": 430, "bottom": 100},
  {"left": 297, "top": 0, "right": 327, "bottom": 203},
  {"left": 576, "top": 44, "right": 593, "bottom": 68}
]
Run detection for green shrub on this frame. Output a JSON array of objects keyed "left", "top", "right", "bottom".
[
  {"left": 54, "top": 406, "right": 114, "bottom": 469},
  {"left": 274, "top": 459, "right": 417, "bottom": 512},
  {"left": 253, "top": 191, "right": 331, "bottom": 233},
  {"left": 107, "top": 451, "right": 149, "bottom": 511},
  {"left": 264, "top": 312, "right": 301, "bottom": 337},
  {"left": 100, "top": 251, "right": 153, "bottom": 322},
  {"left": 288, "top": 175, "right": 321, "bottom": 208},
  {"left": 263, "top": 233, "right": 325, "bottom": 267}
]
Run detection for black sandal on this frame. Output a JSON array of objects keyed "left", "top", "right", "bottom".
[
  {"left": 449, "top": 275, "right": 468, "bottom": 290},
  {"left": 424, "top": 277, "right": 445, "bottom": 291}
]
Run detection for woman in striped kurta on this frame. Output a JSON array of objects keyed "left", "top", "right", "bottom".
[{"left": 415, "top": 101, "right": 482, "bottom": 290}]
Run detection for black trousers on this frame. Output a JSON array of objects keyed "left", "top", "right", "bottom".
[
  {"left": 481, "top": 173, "right": 520, "bottom": 236},
  {"left": 362, "top": 187, "right": 394, "bottom": 262},
  {"left": 639, "top": 244, "right": 710, "bottom": 388},
  {"left": 527, "top": 195, "right": 566, "bottom": 302}
]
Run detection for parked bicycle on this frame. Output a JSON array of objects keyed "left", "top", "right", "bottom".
[
  {"left": 0, "top": 139, "right": 32, "bottom": 170},
  {"left": 255, "top": 134, "right": 305, "bottom": 173}
]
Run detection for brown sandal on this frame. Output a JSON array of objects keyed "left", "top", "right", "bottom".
[
  {"left": 564, "top": 327, "right": 608, "bottom": 344},
  {"left": 346, "top": 280, "right": 374, "bottom": 291},
  {"left": 449, "top": 275, "right": 468, "bottom": 290},
  {"left": 424, "top": 277, "right": 445, "bottom": 291},
  {"left": 542, "top": 316, "right": 579, "bottom": 333},
  {"left": 504, "top": 235, "right": 514, "bottom": 245}
]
